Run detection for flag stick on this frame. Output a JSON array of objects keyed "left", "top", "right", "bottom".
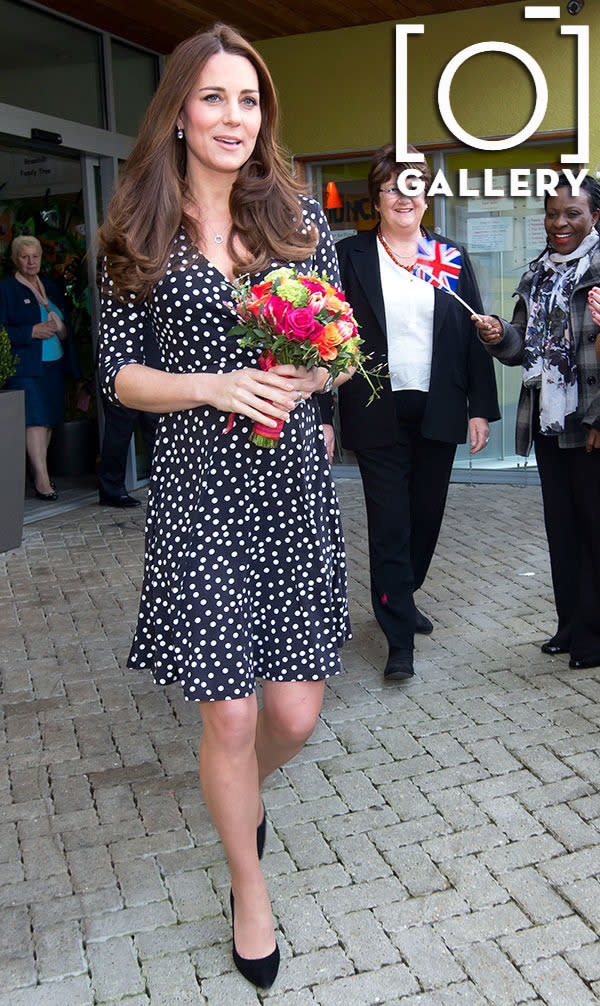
[{"left": 417, "top": 270, "right": 483, "bottom": 320}]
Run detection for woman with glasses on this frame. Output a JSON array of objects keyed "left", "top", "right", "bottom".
[
  {"left": 475, "top": 174, "right": 600, "bottom": 671},
  {"left": 337, "top": 143, "right": 499, "bottom": 681}
]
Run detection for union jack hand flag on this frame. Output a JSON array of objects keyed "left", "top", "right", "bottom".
[{"left": 415, "top": 237, "right": 462, "bottom": 294}]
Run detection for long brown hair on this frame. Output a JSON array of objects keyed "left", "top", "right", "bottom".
[{"left": 100, "top": 24, "right": 316, "bottom": 301}]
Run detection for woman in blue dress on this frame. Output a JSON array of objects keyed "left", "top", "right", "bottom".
[
  {"left": 0, "top": 236, "right": 77, "bottom": 499},
  {"left": 98, "top": 24, "right": 352, "bottom": 990}
]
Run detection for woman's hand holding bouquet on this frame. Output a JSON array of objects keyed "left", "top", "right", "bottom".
[{"left": 226, "top": 267, "right": 380, "bottom": 448}]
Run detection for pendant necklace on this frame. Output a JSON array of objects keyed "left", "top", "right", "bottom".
[
  {"left": 378, "top": 229, "right": 416, "bottom": 272},
  {"left": 214, "top": 233, "right": 224, "bottom": 244}
]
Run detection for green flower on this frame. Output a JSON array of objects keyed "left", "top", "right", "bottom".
[
  {"left": 276, "top": 279, "right": 308, "bottom": 307},
  {"left": 265, "top": 267, "right": 293, "bottom": 283}
]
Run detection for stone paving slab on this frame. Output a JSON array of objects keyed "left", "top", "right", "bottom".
[{"left": 1, "top": 480, "right": 600, "bottom": 1004}]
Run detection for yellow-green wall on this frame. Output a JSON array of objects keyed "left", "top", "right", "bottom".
[{"left": 257, "top": 1, "right": 600, "bottom": 170}]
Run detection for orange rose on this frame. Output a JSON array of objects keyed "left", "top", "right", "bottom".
[
  {"left": 325, "top": 293, "right": 346, "bottom": 313},
  {"left": 311, "top": 321, "right": 343, "bottom": 360}
]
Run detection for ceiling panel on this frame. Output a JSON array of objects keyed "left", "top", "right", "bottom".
[{"left": 35, "top": 0, "right": 514, "bottom": 52}]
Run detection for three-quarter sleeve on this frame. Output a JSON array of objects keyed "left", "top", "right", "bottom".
[{"left": 98, "top": 264, "right": 149, "bottom": 405}]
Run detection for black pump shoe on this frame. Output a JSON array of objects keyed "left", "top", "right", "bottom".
[
  {"left": 230, "top": 890, "right": 279, "bottom": 989},
  {"left": 257, "top": 802, "right": 267, "bottom": 860},
  {"left": 34, "top": 486, "right": 58, "bottom": 501}
]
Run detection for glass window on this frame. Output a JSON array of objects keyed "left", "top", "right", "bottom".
[
  {"left": 0, "top": 0, "right": 104, "bottom": 127},
  {"left": 112, "top": 40, "right": 158, "bottom": 136}
]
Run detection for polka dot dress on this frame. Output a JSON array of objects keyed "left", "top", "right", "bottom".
[{"left": 99, "top": 198, "right": 351, "bottom": 701}]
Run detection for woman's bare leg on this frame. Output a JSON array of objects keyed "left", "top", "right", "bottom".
[
  {"left": 255, "top": 680, "right": 325, "bottom": 793},
  {"left": 26, "top": 426, "right": 53, "bottom": 494},
  {"left": 198, "top": 694, "right": 275, "bottom": 959}
]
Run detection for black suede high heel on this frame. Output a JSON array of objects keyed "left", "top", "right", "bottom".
[
  {"left": 34, "top": 486, "right": 58, "bottom": 501},
  {"left": 230, "top": 889, "right": 279, "bottom": 989},
  {"left": 257, "top": 802, "right": 267, "bottom": 860}
]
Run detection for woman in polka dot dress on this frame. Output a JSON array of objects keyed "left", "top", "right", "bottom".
[{"left": 98, "top": 24, "right": 352, "bottom": 990}]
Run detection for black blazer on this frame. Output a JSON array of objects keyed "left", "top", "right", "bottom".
[{"left": 337, "top": 226, "right": 500, "bottom": 450}]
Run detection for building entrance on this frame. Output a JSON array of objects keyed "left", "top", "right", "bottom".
[{"left": 0, "top": 137, "right": 98, "bottom": 495}]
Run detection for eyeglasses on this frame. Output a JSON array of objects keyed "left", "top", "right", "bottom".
[{"left": 379, "top": 186, "right": 419, "bottom": 198}]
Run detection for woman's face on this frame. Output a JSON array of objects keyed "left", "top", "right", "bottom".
[
  {"left": 376, "top": 173, "right": 428, "bottom": 234},
  {"left": 178, "top": 51, "right": 261, "bottom": 181},
  {"left": 545, "top": 187, "right": 600, "bottom": 255},
  {"left": 15, "top": 244, "right": 42, "bottom": 277}
]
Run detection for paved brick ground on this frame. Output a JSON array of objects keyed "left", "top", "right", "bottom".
[{"left": 1, "top": 478, "right": 600, "bottom": 1005}]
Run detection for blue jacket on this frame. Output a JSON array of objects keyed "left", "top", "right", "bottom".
[{"left": 0, "top": 275, "right": 79, "bottom": 379}]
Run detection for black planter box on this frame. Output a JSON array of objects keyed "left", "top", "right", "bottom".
[
  {"left": 0, "top": 389, "right": 25, "bottom": 553},
  {"left": 47, "top": 418, "right": 99, "bottom": 477}
]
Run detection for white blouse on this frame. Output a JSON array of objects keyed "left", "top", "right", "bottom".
[{"left": 377, "top": 238, "right": 435, "bottom": 393}]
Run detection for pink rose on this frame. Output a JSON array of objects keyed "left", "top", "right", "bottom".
[
  {"left": 264, "top": 295, "right": 290, "bottom": 330},
  {"left": 301, "top": 278, "right": 327, "bottom": 295},
  {"left": 284, "top": 307, "right": 321, "bottom": 341}
]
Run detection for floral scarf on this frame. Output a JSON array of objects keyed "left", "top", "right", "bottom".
[{"left": 523, "top": 229, "right": 599, "bottom": 434}]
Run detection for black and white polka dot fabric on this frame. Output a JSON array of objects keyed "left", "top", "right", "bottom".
[{"left": 99, "top": 198, "right": 351, "bottom": 701}]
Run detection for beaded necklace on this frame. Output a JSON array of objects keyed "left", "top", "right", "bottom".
[{"left": 377, "top": 229, "right": 417, "bottom": 273}]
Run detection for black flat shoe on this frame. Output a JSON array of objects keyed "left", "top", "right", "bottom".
[
  {"left": 230, "top": 890, "right": 279, "bottom": 989},
  {"left": 415, "top": 608, "right": 433, "bottom": 634},
  {"left": 541, "top": 641, "right": 569, "bottom": 655},
  {"left": 257, "top": 802, "right": 267, "bottom": 860},
  {"left": 384, "top": 648, "right": 414, "bottom": 680},
  {"left": 99, "top": 492, "right": 142, "bottom": 508},
  {"left": 569, "top": 657, "right": 600, "bottom": 670},
  {"left": 34, "top": 486, "right": 58, "bottom": 501}
]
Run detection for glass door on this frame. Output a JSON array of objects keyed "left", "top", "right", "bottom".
[{"left": 0, "top": 137, "right": 99, "bottom": 481}]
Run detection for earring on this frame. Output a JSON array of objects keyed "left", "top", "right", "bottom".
[{"left": 176, "top": 127, "right": 184, "bottom": 140}]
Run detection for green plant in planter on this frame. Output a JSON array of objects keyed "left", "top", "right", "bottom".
[{"left": 0, "top": 325, "right": 18, "bottom": 390}]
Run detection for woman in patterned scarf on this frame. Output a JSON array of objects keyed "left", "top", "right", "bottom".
[{"left": 475, "top": 174, "right": 600, "bottom": 671}]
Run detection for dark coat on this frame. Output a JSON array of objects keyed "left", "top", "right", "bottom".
[
  {"left": 482, "top": 247, "right": 600, "bottom": 455},
  {"left": 0, "top": 275, "right": 79, "bottom": 379},
  {"left": 336, "top": 226, "right": 500, "bottom": 450}
]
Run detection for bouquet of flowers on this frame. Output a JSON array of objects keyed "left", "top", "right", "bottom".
[{"left": 227, "top": 267, "right": 379, "bottom": 448}]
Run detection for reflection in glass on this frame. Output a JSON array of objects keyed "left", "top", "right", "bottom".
[
  {"left": 112, "top": 41, "right": 158, "bottom": 136},
  {"left": 0, "top": 0, "right": 103, "bottom": 127}
]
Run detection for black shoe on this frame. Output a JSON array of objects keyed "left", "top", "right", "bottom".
[
  {"left": 34, "top": 486, "right": 58, "bottom": 501},
  {"left": 230, "top": 890, "right": 279, "bottom": 989},
  {"left": 569, "top": 657, "right": 600, "bottom": 670},
  {"left": 415, "top": 608, "right": 433, "bottom": 634},
  {"left": 541, "top": 640, "right": 569, "bottom": 655},
  {"left": 99, "top": 492, "right": 142, "bottom": 508},
  {"left": 257, "top": 803, "right": 267, "bottom": 860},
  {"left": 384, "top": 648, "right": 414, "bottom": 680}
]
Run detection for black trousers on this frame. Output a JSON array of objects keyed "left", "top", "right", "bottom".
[
  {"left": 98, "top": 401, "right": 158, "bottom": 498},
  {"left": 534, "top": 426, "right": 600, "bottom": 662},
  {"left": 355, "top": 391, "right": 456, "bottom": 650}
]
